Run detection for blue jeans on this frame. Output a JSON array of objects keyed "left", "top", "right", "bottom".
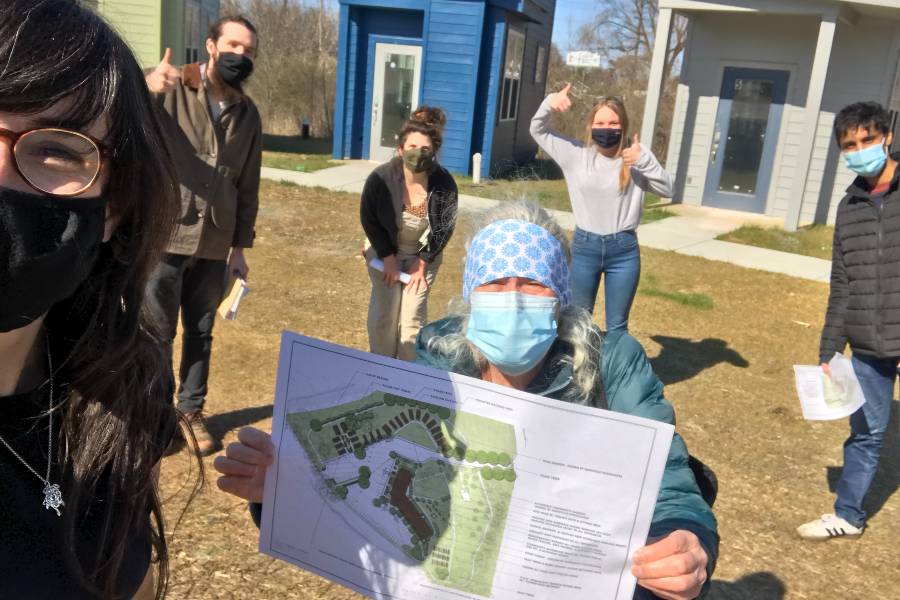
[
  {"left": 834, "top": 353, "right": 897, "bottom": 528},
  {"left": 569, "top": 227, "right": 641, "bottom": 331}
]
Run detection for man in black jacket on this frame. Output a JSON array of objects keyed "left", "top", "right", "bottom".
[{"left": 798, "top": 102, "right": 898, "bottom": 540}]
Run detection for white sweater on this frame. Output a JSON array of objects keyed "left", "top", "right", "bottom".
[{"left": 529, "top": 95, "right": 674, "bottom": 235}]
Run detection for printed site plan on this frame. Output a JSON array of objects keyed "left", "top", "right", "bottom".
[
  {"left": 288, "top": 392, "right": 517, "bottom": 596},
  {"left": 260, "top": 332, "right": 674, "bottom": 600}
]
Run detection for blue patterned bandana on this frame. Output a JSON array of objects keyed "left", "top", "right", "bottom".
[{"left": 463, "top": 219, "right": 571, "bottom": 307}]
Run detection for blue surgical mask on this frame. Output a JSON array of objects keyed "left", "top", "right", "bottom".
[
  {"left": 466, "top": 291, "right": 559, "bottom": 376},
  {"left": 844, "top": 139, "right": 888, "bottom": 177}
]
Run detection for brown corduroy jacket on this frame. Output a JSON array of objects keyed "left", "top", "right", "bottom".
[{"left": 153, "top": 63, "right": 262, "bottom": 259}]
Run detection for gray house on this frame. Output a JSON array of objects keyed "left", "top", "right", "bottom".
[{"left": 641, "top": 0, "right": 900, "bottom": 230}]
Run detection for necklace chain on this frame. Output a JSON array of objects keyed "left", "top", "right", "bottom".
[{"left": 0, "top": 336, "right": 64, "bottom": 516}]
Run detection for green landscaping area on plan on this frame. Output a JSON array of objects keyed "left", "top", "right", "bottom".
[{"left": 286, "top": 391, "right": 517, "bottom": 597}]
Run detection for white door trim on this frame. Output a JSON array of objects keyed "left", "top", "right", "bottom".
[{"left": 369, "top": 43, "right": 423, "bottom": 163}]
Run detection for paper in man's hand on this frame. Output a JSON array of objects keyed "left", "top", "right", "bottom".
[
  {"left": 218, "top": 278, "right": 250, "bottom": 321},
  {"left": 794, "top": 353, "right": 865, "bottom": 420}
]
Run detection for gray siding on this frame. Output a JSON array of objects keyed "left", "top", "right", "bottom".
[
  {"left": 671, "top": 9, "right": 900, "bottom": 224},
  {"left": 672, "top": 12, "right": 819, "bottom": 217}
]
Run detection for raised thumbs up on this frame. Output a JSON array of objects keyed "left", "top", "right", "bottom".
[
  {"left": 146, "top": 47, "right": 179, "bottom": 94},
  {"left": 550, "top": 82, "right": 573, "bottom": 113},
  {"left": 622, "top": 133, "right": 643, "bottom": 167}
]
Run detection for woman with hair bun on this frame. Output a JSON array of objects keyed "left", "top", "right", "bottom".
[{"left": 360, "top": 106, "right": 458, "bottom": 360}]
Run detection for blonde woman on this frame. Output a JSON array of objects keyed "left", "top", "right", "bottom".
[{"left": 529, "top": 84, "right": 674, "bottom": 331}]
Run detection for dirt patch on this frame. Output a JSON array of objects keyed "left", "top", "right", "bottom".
[{"left": 159, "top": 181, "right": 898, "bottom": 599}]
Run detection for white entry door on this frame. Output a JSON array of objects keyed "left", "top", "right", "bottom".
[{"left": 369, "top": 43, "right": 423, "bottom": 162}]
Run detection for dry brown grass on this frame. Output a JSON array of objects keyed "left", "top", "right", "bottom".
[{"left": 159, "top": 181, "right": 898, "bottom": 599}]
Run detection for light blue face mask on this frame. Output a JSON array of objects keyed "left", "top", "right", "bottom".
[
  {"left": 466, "top": 291, "right": 559, "bottom": 376},
  {"left": 843, "top": 138, "right": 888, "bottom": 177}
]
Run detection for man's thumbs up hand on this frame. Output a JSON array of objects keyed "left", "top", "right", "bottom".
[{"left": 146, "top": 47, "right": 179, "bottom": 94}]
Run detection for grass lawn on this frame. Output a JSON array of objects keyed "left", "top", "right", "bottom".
[
  {"left": 261, "top": 150, "right": 337, "bottom": 173},
  {"left": 159, "top": 181, "right": 897, "bottom": 600},
  {"left": 717, "top": 224, "right": 834, "bottom": 260},
  {"left": 456, "top": 169, "right": 672, "bottom": 224},
  {"left": 261, "top": 134, "right": 338, "bottom": 173}
]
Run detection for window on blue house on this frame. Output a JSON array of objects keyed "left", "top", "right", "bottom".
[
  {"left": 500, "top": 28, "right": 525, "bottom": 122},
  {"left": 535, "top": 45, "right": 546, "bottom": 85}
]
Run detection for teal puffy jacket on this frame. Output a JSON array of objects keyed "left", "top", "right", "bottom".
[{"left": 416, "top": 318, "right": 719, "bottom": 594}]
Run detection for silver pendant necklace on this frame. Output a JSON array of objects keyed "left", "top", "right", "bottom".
[{"left": 0, "top": 337, "right": 65, "bottom": 516}]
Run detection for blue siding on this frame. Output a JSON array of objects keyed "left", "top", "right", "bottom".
[
  {"left": 334, "top": 0, "right": 556, "bottom": 173},
  {"left": 471, "top": 7, "right": 506, "bottom": 179},
  {"left": 420, "top": 0, "right": 485, "bottom": 174},
  {"left": 338, "top": 7, "right": 424, "bottom": 159},
  {"left": 332, "top": 3, "right": 351, "bottom": 159}
]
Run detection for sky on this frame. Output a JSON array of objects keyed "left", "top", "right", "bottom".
[{"left": 552, "top": 0, "right": 600, "bottom": 55}]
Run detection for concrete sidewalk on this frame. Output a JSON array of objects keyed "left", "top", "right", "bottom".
[{"left": 262, "top": 162, "right": 831, "bottom": 283}]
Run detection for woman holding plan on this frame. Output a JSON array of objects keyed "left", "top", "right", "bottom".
[{"left": 216, "top": 201, "right": 718, "bottom": 600}]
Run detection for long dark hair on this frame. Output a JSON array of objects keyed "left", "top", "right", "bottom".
[{"left": 0, "top": 1, "right": 181, "bottom": 598}]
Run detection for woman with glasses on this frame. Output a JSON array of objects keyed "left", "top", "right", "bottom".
[
  {"left": 1, "top": 1, "right": 184, "bottom": 598},
  {"left": 530, "top": 85, "right": 674, "bottom": 331}
]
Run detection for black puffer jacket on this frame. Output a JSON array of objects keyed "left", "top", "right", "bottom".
[{"left": 820, "top": 155, "right": 900, "bottom": 363}]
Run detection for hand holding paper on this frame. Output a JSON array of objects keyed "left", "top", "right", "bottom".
[
  {"left": 368, "top": 257, "right": 412, "bottom": 284},
  {"left": 218, "top": 277, "right": 250, "bottom": 321},
  {"left": 794, "top": 353, "right": 865, "bottom": 420}
]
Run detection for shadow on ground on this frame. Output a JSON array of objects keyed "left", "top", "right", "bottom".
[
  {"left": 826, "top": 400, "right": 899, "bottom": 522},
  {"left": 707, "top": 571, "right": 786, "bottom": 599},
  {"left": 206, "top": 404, "right": 274, "bottom": 442},
  {"left": 649, "top": 335, "right": 750, "bottom": 386}
]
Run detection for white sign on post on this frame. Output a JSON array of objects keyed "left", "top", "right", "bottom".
[{"left": 566, "top": 51, "right": 602, "bottom": 68}]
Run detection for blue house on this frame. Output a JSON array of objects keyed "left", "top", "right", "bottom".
[{"left": 332, "top": 0, "right": 556, "bottom": 178}]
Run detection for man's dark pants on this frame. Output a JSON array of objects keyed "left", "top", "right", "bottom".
[{"left": 146, "top": 253, "right": 227, "bottom": 414}]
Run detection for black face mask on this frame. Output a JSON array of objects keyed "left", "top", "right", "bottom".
[
  {"left": 591, "top": 128, "right": 623, "bottom": 149},
  {"left": 215, "top": 52, "right": 254, "bottom": 89},
  {"left": 0, "top": 187, "right": 106, "bottom": 332}
]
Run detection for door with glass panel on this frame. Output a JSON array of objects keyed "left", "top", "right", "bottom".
[
  {"left": 703, "top": 67, "right": 789, "bottom": 213},
  {"left": 369, "top": 43, "right": 422, "bottom": 162}
]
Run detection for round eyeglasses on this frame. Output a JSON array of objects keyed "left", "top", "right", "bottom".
[{"left": 0, "top": 127, "right": 107, "bottom": 197}]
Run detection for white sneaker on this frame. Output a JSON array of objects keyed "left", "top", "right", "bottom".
[{"left": 796, "top": 514, "right": 863, "bottom": 540}]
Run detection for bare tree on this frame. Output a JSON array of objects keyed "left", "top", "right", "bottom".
[
  {"left": 220, "top": 0, "right": 337, "bottom": 136},
  {"left": 543, "top": 0, "right": 685, "bottom": 160},
  {"left": 578, "top": 0, "right": 686, "bottom": 86}
]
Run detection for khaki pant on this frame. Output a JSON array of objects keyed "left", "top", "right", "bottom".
[{"left": 367, "top": 253, "right": 442, "bottom": 361}]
